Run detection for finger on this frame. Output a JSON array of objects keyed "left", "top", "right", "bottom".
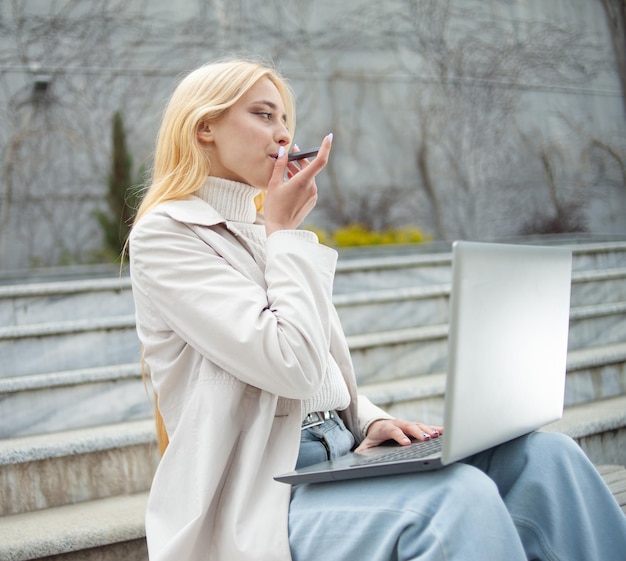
[
  {"left": 287, "top": 161, "right": 302, "bottom": 175},
  {"left": 403, "top": 423, "right": 440, "bottom": 441},
  {"left": 268, "top": 145, "right": 288, "bottom": 189},
  {"left": 293, "top": 133, "right": 332, "bottom": 178},
  {"left": 423, "top": 425, "right": 443, "bottom": 437},
  {"left": 313, "top": 132, "right": 333, "bottom": 165},
  {"left": 385, "top": 425, "right": 412, "bottom": 447},
  {"left": 284, "top": 145, "right": 316, "bottom": 179},
  {"left": 288, "top": 145, "right": 302, "bottom": 170},
  {"left": 290, "top": 144, "right": 312, "bottom": 171}
]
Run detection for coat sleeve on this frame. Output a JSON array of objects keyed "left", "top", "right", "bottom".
[
  {"left": 357, "top": 395, "right": 395, "bottom": 438},
  {"left": 129, "top": 210, "right": 338, "bottom": 399}
]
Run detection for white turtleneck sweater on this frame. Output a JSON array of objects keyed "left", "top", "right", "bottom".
[{"left": 196, "top": 176, "right": 351, "bottom": 419}]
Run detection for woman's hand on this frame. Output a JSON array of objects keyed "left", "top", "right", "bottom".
[
  {"left": 355, "top": 419, "right": 444, "bottom": 452},
  {"left": 264, "top": 133, "right": 333, "bottom": 236}
]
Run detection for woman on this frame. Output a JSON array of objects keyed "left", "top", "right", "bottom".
[{"left": 129, "top": 58, "right": 626, "bottom": 561}]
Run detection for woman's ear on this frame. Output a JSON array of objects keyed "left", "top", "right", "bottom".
[{"left": 197, "top": 121, "right": 213, "bottom": 145}]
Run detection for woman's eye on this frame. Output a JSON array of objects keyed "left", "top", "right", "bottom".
[{"left": 255, "top": 112, "right": 272, "bottom": 120}]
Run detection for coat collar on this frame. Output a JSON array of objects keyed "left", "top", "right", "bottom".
[{"left": 157, "top": 196, "right": 235, "bottom": 227}]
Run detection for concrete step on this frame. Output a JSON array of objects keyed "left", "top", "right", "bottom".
[
  {"left": 1, "top": 406, "right": 623, "bottom": 561},
  {"left": 0, "top": 263, "right": 122, "bottom": 287},
  {"left": 334, "top": 266, "right": 626, "bottom": 337},
  {"left": 1, "top": 465, "right": 623, "bottom": 561},
  {"left": 543, "top": 395, "right": 626, "bottom": 466},
  {"left": 568, "top": 240, "right": 626, "bottom": 271},
  {"left": 332, "top": 240, "right": 626, "bottom": 294},
  {"left": 1, "top": 333, "right": 624, "bottom": 438},
  {"left": 358, "top": 343, "right": 626, "bottom": 420},
  {"left": 0, "top": 394, "right": 622, "bottom": 521},
  {"left": 2, "top": 287, "right": 623, "bottom": 378},
  {"left": 1, "top": 239, "right": 624, "bottom": 560},
  {"left": 366, "top": 378, "right": 626, "bottom": 467},
  {"left": 567, "top": 300, "right": 626, "bottom": 350},
  {"left": 0, "top": 492, "right": 149, "bottom": 561},
  {"left": 596, "top": 465, "right": 626, "bottom": 515},
  {"left": 0, "top": 420, "right": 157, "bottom": 516},
  {"left": 334, "top": 283, "right": 451, "bottom": 336},
  {"left": 0, "top": 364, "right": 151, "bottom": 438},
  {"left": 570, "top": 267, "right": 626, "bottom": 307},
  {"left": 1, "top": 358, "right": 623, "bottom": 518},
  {"left": 0, "top": 316, "right": 140, "bottom": 377},
  {"left": 348, "top": 320, "right": 626, "bottom": 386},
  {"left": 334, "top": 287, "right": 626, "bottom": 345},
  {"left": 564, "top": 343, "right": 626, "bottom": 406},
  {"left": 0, "top": 397, "right": 622, "bottom": 561},
  {"left": 0, "top": 277, "right": 133, "bottom": 329},
  {"left": 1, "top": 241, "right": 625, "bottom": 328}
]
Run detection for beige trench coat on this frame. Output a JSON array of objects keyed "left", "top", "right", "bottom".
[{"left": 129, "top": 197, "right": 391, "bottom": 561}]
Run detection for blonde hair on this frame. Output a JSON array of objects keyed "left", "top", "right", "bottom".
[
  {"left": 136, "top": 59, "right": 296, "bottom": 453},
  {"left": 135, "top": 58, "right": 295, "bottom": 224}
]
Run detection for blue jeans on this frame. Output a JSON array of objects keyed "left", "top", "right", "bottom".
[
  {"left": 289, "top": 420, "right": 626, "bottom": 561},
  {"left": 295, "top": 414, "right": 355, "bottom": 469}
]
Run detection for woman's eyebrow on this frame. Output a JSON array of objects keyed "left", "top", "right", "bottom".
[{"left": 252, "top": 100, "right": 288, "bottom": 123}]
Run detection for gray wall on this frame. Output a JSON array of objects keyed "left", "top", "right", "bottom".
[{"left": 0, "top": 0, "right": 624, "bottom": 271}]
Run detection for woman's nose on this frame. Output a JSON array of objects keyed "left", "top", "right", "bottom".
[{"left": 276, "top": 123, "right": 291, "bottom": 146}]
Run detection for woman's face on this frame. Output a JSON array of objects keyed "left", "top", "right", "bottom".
[{"left": 200, "top": 77, "right": 292, "bottom": 189}]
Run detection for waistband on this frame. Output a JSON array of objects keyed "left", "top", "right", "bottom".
[{"left": 301, "top": 410, "right": 339, "bottom": 430}]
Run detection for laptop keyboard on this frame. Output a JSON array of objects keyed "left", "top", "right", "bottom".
[{"left": 354, "top": 437, "right": 443, "bottom": 466}]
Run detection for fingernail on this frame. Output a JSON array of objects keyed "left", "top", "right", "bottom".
[
  {"left": 422, "top": 433, "right": 431, "bottom": 439},
  {"left": 278, "top": 146, "right": 285, "bottom": 158},
  {"left": 432, "top": 430, "right": 439, "bottom": 436},
  {"left": 326, "top": 133, "right": 333, "bottom": 143}
]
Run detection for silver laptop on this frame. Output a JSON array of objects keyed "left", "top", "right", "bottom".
[{"left": 275, "top": 241, "right": 572, "bottom": 484}]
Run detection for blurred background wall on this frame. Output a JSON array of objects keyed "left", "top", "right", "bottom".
[{"left": 0, "top": 0, "right": 624, "bottom": 271}]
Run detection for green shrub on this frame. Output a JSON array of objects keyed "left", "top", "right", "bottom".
[{"left": 94, "top": 111, "right": 144, "bottom": 262}]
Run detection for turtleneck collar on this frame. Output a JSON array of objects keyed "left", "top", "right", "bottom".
[{"left": 196, "top": 176, "right": 261, "bottom": 224}]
